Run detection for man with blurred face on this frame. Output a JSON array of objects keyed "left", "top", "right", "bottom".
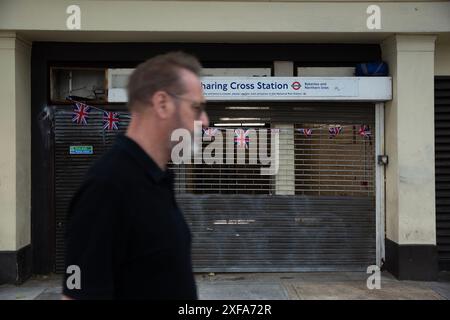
[{"left": 63, "top": 52, "right": 209, "bottom": 300}]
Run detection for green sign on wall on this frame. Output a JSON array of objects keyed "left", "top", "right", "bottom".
[{"left": 69, "top": 145, "right": 93, "bottom": 155}]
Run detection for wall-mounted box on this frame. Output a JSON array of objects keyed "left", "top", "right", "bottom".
[{"left": 50, "top": 67, "right": 107, "bottom": 103}]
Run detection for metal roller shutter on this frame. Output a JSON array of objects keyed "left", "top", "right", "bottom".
[
  {"left": 54, "top": 106, "right": 130, "bottom": 273},
  {"left": 435, "top": 76, "right": 450, "bottom": 271},
  {"left": 173, "top": 103, "right": 376, "bottom": 271},
  {"left": 53, "top": 103, "right": 376, "bottom": 273}
]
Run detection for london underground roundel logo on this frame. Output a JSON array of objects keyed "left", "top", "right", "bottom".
[{"left": 291, "top": 81, "right": 301, "bottom": 90}]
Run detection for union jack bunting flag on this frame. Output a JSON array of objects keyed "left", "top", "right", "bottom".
[
  {"left": 328, "top": 125, "right": 343, "bottom": 138},
  {"left": 203, "top": 127, "right": 219, "bottom": 137},
  {"left": 297, "top": 128, "right": 313, "bottom": 137},
  {"left": 359, "top": 125, "right": 371, "bottom": 138},
  {"left": 103, "top": 111, "right": 120, "bottom": 130},
  {"left": 72, "top": 102, "right": 90, "bottom": 125},
  {"left": 234, "top": 129, "right": 250, "bottom": 149}
]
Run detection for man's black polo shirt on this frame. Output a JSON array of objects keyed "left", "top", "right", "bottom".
[{"left": 63, "top": 135, "right": 197, "bottom": 300}]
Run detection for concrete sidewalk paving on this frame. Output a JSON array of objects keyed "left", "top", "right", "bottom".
[{"left": 0, "top": 272, "right": 449, "bottom": 300}]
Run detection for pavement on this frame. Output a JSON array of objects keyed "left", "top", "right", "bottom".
[{"left": 0, "top": 271, "right": 449, "bottom": 300}]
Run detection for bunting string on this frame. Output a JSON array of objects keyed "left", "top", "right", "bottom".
[
  {"left": 68, "top": 99, "right": 372, "bottom": 141},
  {"left": 68, "top": 98, "right": 131, "bottom": 131}
]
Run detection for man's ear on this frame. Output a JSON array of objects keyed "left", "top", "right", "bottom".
[{"left": 151, "top": 91, "right": 173, "bottom": 120}]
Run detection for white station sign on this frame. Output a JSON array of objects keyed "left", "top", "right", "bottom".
[
  {"left": 202, "top": 77, "right": 359, "bottom": 99},
  {"left": 107, "top": 74, "right": 392, "bottom": 102},
  {"left": 201, "top": 77, "right": 391, "bottom": 101}
]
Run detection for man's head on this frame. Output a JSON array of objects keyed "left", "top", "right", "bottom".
[
  {"left": 127, "top": 51, "right": 209, "bottom": 134},
  {"left": 126, "top": 52, "right": 209, "bottom": 164}
]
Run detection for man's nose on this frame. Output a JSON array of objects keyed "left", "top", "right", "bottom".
[{"left": 200, "top": 111, "right": 209, "bottom": 128}]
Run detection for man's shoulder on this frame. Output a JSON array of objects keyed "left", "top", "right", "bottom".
[
  {"left": 86, "top": 143, "right": 141, "bottom": 185},
  {"left": 68, "top": 145, "right": 136, "bottom": 217}
]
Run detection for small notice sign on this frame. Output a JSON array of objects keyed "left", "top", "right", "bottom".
[{"left": 70, "top": 145, "right": 93, "bottom": 155}]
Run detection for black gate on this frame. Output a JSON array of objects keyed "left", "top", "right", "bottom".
[{"left": 435, "top": 76, "right": 450, "bottom": 271}]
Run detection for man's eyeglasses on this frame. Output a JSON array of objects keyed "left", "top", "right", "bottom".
[{"left": 167, "top": 92, "right": 206, "bottom": 118}]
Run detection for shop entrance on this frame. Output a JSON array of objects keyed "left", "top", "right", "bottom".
[{"left": 52, "top": 102, "right": 379, "bottom": 273}]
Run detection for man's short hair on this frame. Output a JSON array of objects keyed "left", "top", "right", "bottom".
[{"left": 127, "top": 51, "right": 202, "bottom": 111}]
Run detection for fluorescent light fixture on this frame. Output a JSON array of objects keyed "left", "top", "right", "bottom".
[
  {"left": 225, "top": 106, "right": 270, "bottom": 110},
  {"left": 219, "top": 117, "right": 261, "bottom": 121},
  {"left": 214, "top": 122, "right": 266, "bottom": 127},
  {"left": 241, "top": 123, "right": 265, "bottom": 126},
  {"left": 214, "top": 123, "right": 241, "bottom": 127}
]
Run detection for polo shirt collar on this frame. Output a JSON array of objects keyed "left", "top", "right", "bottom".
[{"left": 116, "top": 134, "right": 169, "bottom": 183}]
